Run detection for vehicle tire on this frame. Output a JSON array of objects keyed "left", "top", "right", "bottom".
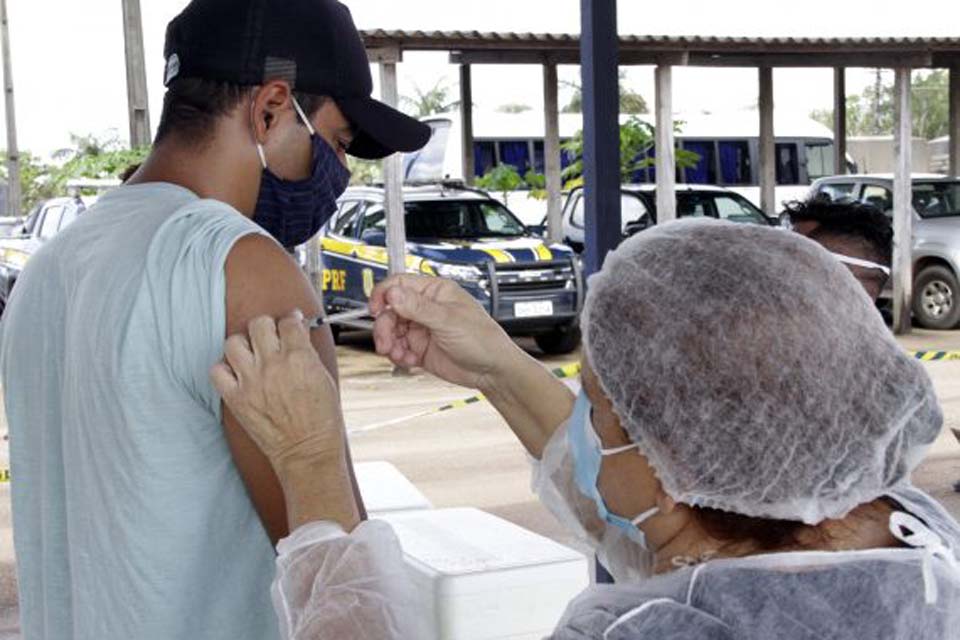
[
  {"left": 535, "top": 324, "right": 582, "bottom": 355},
  {"left": 913, "top": 265, "right": 960, "bottom": 330}
]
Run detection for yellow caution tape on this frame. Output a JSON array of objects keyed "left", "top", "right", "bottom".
[{"left": 909, "top": 351, "right": 960, "bottom": 362}]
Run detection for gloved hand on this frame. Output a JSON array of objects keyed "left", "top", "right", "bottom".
[
  {"left": 369, "top": 274, "right": 519, "bottom": 390},
  {"left": 210, "top": 310, "right": 345, "bottom": 475}
]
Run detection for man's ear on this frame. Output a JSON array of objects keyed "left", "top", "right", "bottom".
[{"left": 251, "top": 81, "right": 294, "bottom": 143}]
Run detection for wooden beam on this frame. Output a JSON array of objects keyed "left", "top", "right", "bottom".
[
  {"left": 459, "top": 64, "right": 475, "bottom": 184},
  {"left": 655, "top": 65, "right": 676, "bottom": 223},
  {"left": 379, "top": 61, "right": 407, "bottom": 277},
  {"left": 833, "top": 67, "right": 847, "bottom": 175},
  {"left": 543, "top": 62, "right": 563, "bottom": 244},
  {"left": 579, "top": 0, "right": 621, "bottom": 276},
  {"left": 121, "top": 0, "right": 151, "bottom": 148},
  {"left": 892, "top": 67, "right": 913, "bottom": 335},
  {"left": 758, "top": 66, "right": 776, "bottom": 216},
  {"left": 451, "top": 50, "right": 688, "bottom": 67},
  {"left": 950, "top": 66, "right": 960, "bottom": 178},
  {"left": 366, "top": 47, "right": 402, "bottom": 64},
  {"left": 687, "top": 52, "right": 933, "bottom": 68},
  {"left": 0, "top": 0, "right": 20, "bottom": 217}
]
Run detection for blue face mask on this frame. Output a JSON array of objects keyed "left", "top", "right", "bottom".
[
  {"left": 567, "top": 389, "right": 659, "bottom": 549},
  {"left": 253, "top": 96, "right": 351, "bottom": 249}
]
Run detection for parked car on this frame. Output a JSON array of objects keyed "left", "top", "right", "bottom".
[
  {"left": 556, "top": 184, "right": 774, "bottom": 252},
  {"left": 319, "top": 183, "right": 584, "bottom": 354},
  {"left": 0, "top": 197, "right": 87, "bottom": 316},
  {"left": 809, "top": 174, "right": 960, "bottom": 329},
  {"left": 0, "top": 216, "right": 26, "bottom": 238}
]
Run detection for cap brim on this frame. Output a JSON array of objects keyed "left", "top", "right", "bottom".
[{"left": 337, "top": 96, "right": 432, "bottom": 160}]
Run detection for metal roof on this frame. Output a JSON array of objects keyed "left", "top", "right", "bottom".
[{"left": 360, "top": 30, "right": 960, "bottom": 67}]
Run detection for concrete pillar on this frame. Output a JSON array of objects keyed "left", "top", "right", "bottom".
[
  {"left": 655, "top": 64, "right": 676, "bottom": 223},
  {"left": 833, "top": 67, "right": 847, "bottom": 175},
  {"left": 893, "top": 67, "right": 913, "bottom": 335},
  {"left": 950, "top": 66, "right": 960, "bottom": 178},
  {"left": 758, "top": 66, "right": 776, "bottom": 216},
  {"left": 543, "top": 62, "right": 563, "bottom": 244},
  {"left": 579, "top": 0, "right": 621, "bottom": 276},
  {"left": 1, "top": 0, "right": 19, "bottom": 217},
  {"left": 121, "top": 0, "right": 151, "bottom": 147},
  {"left": 459, "top": 64, "right": 475, "bottom": 184},
  {"left": 380, "top": 60, "right": 407, "bottom": 276}
]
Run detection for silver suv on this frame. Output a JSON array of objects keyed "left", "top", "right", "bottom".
[{"left": 809, "top": 174, "right": 960, "bottom": 329}]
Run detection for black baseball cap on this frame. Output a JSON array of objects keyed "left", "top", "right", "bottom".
[{"left": 163, "top": 0, "right": 431, "bottom": 160}]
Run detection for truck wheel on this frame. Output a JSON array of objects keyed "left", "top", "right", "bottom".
[
  {"left": 535, "top": 325, "right": 582, "bottom": 355},
  {"left": 913, "top": 265, "right": 960, "bottom": 330}
]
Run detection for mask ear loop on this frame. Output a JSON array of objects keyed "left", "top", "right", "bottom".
[
  {"left": 290, "top": 95, "right": 317, "bottom": 136},
  {"left": 250, "top": 96, "right": 269, "bottom": 170}
]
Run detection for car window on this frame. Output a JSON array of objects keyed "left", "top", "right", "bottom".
[
  {"left": 359, "top": 205, "right": 386, "bottom": 235},
  {"left": 621, "top": 194, "right": 649, "bottom": 230},
  {"left": 332, "top": 200, "right": 365, "bottom": 237},
  {"left": 912, "top": 182, "right": 960, "bottom": 219},
  {"left": 38, "top": 205, "right": 64, "bottom": 240},
  {"left": 677, "top": 193, "right": 709, "bottom": 218},
  {"left": 59, "top": 204, "right": 81, "bottom": 232},
  {"left": 712, "top": 194, "right": 768, "bottom": 224},
  {"left": 861, "top": 185, "right": 893, "bottom": 214},
  {"left": 775, "top": 143, "right": 800, "bottom": 185},
  {"left": 571, "top": 194, "right": 585, "bottom": 228},
  {"left": 717, "top": 140, "right": 752, "bottom": 186},
  {"left": 816, "top": 182, "right": 857, "bottom": 203},
  {"left": 405, "top": 200, "right": 525, "bottom": 239}
]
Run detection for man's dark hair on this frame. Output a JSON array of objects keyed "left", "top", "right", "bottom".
[
  {"left": 154, "top": 78, "right": 327, "bottom": 147},
  {"left": 785, "top": 198, "right": 894, "bottom": 267}
]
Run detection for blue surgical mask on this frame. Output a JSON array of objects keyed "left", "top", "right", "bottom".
[
  {"left": 567, "top": 389, "right": 659, "bottom": 549},
  {"left": 253, "top": 96, "right": 351, "bottom": 249}
]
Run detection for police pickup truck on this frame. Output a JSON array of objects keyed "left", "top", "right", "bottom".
[
  {"left": 319, "top": 183, "right": 584, "bottom": 354},
  {"left": 0, "top": 196, "right": 88, "bottom": 316}
]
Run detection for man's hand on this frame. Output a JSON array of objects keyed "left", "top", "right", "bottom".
[
  {"left": 370, "top": 274, "right": 519, "bottom": 391},
  {"left": 211, "top": 311, "right": 345, "bottom": 476}
]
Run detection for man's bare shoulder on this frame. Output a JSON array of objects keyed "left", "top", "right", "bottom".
[{"left": 225, "top": 235, "right": 321, "bottom": 334}]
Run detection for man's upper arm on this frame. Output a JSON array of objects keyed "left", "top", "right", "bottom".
[{"left": 224, "top": 234, "right": 336, "bottom": 544}]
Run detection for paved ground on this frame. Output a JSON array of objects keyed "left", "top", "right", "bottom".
[{"left": 0, "top": 328, "right": 957, "bottom": 636}]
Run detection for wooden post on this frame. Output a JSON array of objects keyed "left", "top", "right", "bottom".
[
  {"left": 459, "top": 64, "right": 475, "bottom": 184},
  {"left": 950, "top": 66, "right": 960, "bottom": 178},
  {"left": 121, "top": 0, "right": 151, "bottom": 147},
  {"left": 833, "top": 67, "right": 847, "bottom": 175},
  {"left": 655, "top": 64, "right": 676, "bottom": 223},
  {"left": 0, "top": 0, "right": 19, "bottom": 217},
  {"left": 380, "top": 58, "right": 407, "bottom": 277},
  {"left": 758, "top": 66, "right": 776, "bottom": 216},
  {"left": 579, "top": 0, "right": 621, "bottom": 276},
  {"left": 893, "top": 67, "right": 913, "bottom": 335},
  {"left": 543, "top": 62, "right": 563, "bottom": 243}
]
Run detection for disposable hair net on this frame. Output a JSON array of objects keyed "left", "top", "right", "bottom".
[{"left": 582, "top": 218, "right": 942, "bottom": 524}]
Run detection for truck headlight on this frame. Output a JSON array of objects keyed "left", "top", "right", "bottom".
[{"left": 428, "top": 261, "right": 485, "bottom": 283}]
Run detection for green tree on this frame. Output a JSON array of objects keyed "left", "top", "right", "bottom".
[
  {"left": 475, "top": 163, "right": 525, "bottom": 206},
  {"left": 348, "top": 158, "right": 381, "bottom": 186},
  {"left": 560, "top": 117, "right": 700, "bottom": 187},
  {"left": 401, "top": 79, "right": 459, "bottom": 118},
  {"left": 562, "top": 71, "right": 648, "bottom": 114},
  {"left": 810, "top": 69, "right": 949, "bottom": 140}
]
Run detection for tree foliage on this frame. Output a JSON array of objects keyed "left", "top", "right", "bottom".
[
  {"left": 562, "top": 71, "right": 648, "bottom": 114},
  {"left": 475, "top": 163, "right": 526, "bottom": 205},
  {"left": 496, "top": 103, "right": 533, "bottom": 114},
  {"left": 401, "top": 79, "right": 459, "bottom": 118},
  {"left": 1, "top": 132, "right": 150, "bottom": 214},
  {"left": 810, "top": 69, "right": 949, "bottom": 140},
  {"left": 560, "top": 116, "right": 700, "bottom": 187}
]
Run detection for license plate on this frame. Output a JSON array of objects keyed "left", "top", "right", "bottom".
[{"left": 514, "top": 300, "right": 554, "bottom": 318}]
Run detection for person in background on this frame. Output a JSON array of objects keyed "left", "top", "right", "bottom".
[
  {"left": 0, "top": 1, "right": 428, "bottom": 638},
  {"left": 785, "top": 197, "right": 893, "bottom": 301},
  {"left": 214, "top": 219, "right": 960, "bottom": 639}
]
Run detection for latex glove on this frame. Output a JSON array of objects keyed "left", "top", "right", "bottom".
[
  {"left": 210, "top": 311, "right": 344, "bottom": 473},
  {"left": 369, "top": 274, "right": 518, "bottom": 389}
]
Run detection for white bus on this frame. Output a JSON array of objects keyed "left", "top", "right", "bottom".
[{"left": 402, "top": 110, "right": 855, "bottom": 223}]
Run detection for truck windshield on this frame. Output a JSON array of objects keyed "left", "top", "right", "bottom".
[
  {"left": 404, "top": 200, "right": 527, "bottom": 239},
  {"left": 913, "top": 182, "right": 960, "bottom": 219}
]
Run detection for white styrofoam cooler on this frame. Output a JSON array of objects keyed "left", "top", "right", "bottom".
[
  {"left": 355, "top": 461, "right": 433, "bottom": 516},
  {"left": 378, "top": 507, "right": 589, "bottom": 640}
]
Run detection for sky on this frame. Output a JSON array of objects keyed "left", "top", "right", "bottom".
[{"left": 3, "top": 0, "right": 959, "bottom": 158}]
